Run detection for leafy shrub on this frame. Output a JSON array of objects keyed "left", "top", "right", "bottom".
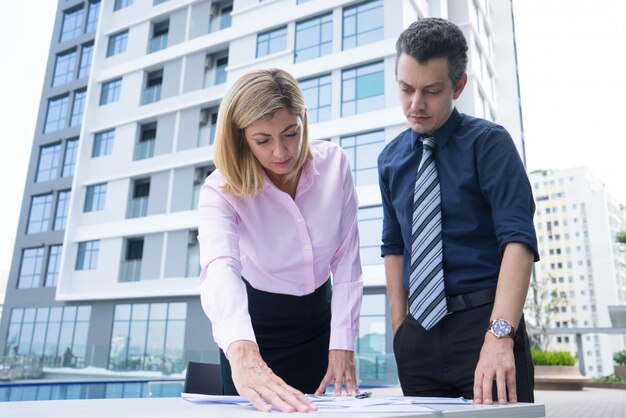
[
  {"left": 614, "top": 349, "right": 626, "bottom": 366},
  {"left": 531, "top": 349, "right": 576, "bottom": 366}
]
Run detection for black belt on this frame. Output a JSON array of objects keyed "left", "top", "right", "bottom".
[{"left": 446, "top": 287, "right": 496, "bottom": 313}]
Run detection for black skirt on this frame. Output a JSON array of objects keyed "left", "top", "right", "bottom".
[{"left": 220, "top": 278, "right": 332, "bottom": 395}]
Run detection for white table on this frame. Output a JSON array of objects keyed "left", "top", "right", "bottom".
[{"left": 0, "top": 396, "right": 545, "bottom": 418}]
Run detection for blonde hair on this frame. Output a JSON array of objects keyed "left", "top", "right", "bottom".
[{"left": 213, "top": 68, "right": 313, "bottom": 198}]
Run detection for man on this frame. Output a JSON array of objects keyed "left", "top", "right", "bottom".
[{"left": 378, "top": 18, "right": 539, "bottom": 404}]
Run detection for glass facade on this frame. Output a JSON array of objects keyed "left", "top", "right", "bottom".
[
  {"left": 107, "top": 31, "right": 128, "bottom": 57},
  {"left": 44, "top": 96, "right": 69, "bottom": 134},
  {"left": 142, "top": 71, "right": 162, "bottom": 105},
  {"left": 135, "top": 123, "right": 157, "bottom": 160},
  {"left": 36, "top": 143, "right": 61, "bottom": 183},
  {"left": 78, "top": 43, "right": 94, "bottom": 79},
  {"left": 60, "top": 7, "right": 84, "bottom": 43},
  {"left": 76, "top": 240, "right": 99, "bottom": 271},
  {"left": 92, "top": 129, "right": 114, "bottom": 157},
  {"left": 128, "top": 179, "right": 150, "bottom": 218},
  {"left": 356, "top": 293, "right": 389, "bottom": 384},
  {"left": 295, "top": 13, "right": 332, "bottom": 63},
  {"left": 342, "top": 0, "right": 384, "bottom": 50},
  {"left": 17, "top": 247, "right": 45, "bottom": 289},
  {"left": 62, "top": 138, "right": 79, "bottom": 177},
  {"left": 27, "top": 194, "right": 53, "bottom": 234},
  {"left": 108, "top": 302, "right": 187, "bottom": 373},
  {"left": 198, "top": 109, "right": 218, "bottom": 147},
  {"left": 45, "top": 245, "right": 63, "bottom": 287},
  {"left": 341, "top": 61, "right": 384, "bottom": 116},
  {"left": 256, "top": 26, "right": 288, "bottom": 58},
  {"left": 358, "top": 206, "right": 383, "bottom": 265},
  {"left": 149, "top": 20, "right": 169, "bottom": 53},
  {"left": 340, "top": 130, "right": 385, "bottom": 186},
  {"left": 85, "top": 1, "right": 101, "bottom": 33},
  {"left": 4, "top": 306, "right": 91, "bottom": 368},
  {"left": 52, "top": 51, "right": 76, "bottom": 87},
  {"left": 84, "top": 183, "right": 107, "bottom": 212},
  {"left": 53, "top": 190, "right": 71, "bottom": 231},
  {"left": 300, "top": 74, "right": 332, "bottom": 123},
  {"left": 70, "top": 89, "right": 86, "bottom": 127},
  {"left": 100, "top": 79, "right": 122, "bottom": 105}
]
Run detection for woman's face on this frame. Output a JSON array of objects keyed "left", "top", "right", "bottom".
[{"left": 244, "top": 108, "right": 304, "bottom": 186}]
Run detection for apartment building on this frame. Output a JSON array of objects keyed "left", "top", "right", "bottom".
[{"left": 1, "top": 0, "right": 524, "bottom": 385}]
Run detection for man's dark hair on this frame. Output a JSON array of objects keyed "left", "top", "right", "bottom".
[{"left": 395, "top": 18, "right": 468, "bottom": 85}]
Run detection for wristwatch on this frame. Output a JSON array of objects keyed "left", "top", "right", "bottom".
[{"left": 488, "top": 319, "right": 515, "bottom": 338}]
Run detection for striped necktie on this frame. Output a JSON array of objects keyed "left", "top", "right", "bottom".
[{"left": 409, "top": 137, "right": 447, "bottom": 330}]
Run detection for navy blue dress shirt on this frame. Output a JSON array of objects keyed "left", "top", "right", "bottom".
[{"left": 378, "top": 108, "right": 539, "bottom": 296}]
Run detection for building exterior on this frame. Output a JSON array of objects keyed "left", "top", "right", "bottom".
[
  {"left": 528, "top": 167, "right": 626, "bottom": 377},
  {"left": 1, "top": 0, "right": 524, "bottom": 385}
]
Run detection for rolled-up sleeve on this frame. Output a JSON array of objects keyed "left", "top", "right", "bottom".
[
  {"left": 197, "top": 182, "right": 256, "bottom": 353},
  {"left": 378, "top": 151, "right": 404, "bottom": 257},
  {"left": 477, "top": 126, "right": 540, "bottom": 261},
  {"left": 329, "top": 151, "right": 363, "bottom": 351}
]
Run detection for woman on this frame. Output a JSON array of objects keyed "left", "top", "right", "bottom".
[{"left": 197, "top": 69, "right": 363, "bottom": 413}]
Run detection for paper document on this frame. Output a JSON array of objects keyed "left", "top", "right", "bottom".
[{"left": 182, "top": 393, "right": 470, "bottom": 413}]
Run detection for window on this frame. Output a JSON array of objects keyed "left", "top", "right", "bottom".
[
  {"left": 108, "top": 302, "right": 186, "bottom": 372},
  {"left": 356, "top": 293, "right": 387, "bottom": 382},
  {"left": 78, "top": 43, "right": 94, "bottom": 78},
  {"left": 149, "top": 20, "right": 169, "bottom": 53},
  {"left": 341, "top": 130, "right": 385, "bottom": 186},
  {"left": 27, "top": 194, "right": 53, "bottom": 234},
  {"left": 76, "top": 240, "right": 99, "bottom": 270},
  {"left": 114, "top": 0, "right": 133, "bottom": 11},
  {"left": 120, "top": 238, "right": 144, "bottom": 282},
  {"left": 135, "top": 122, "right": 156, "bottom": 160},
  {"left": 192, "top": 166, "right": 214, "bottom": 209},
  {"left": 44, "top": 95, "right": 69, "bottom": 133},
  {"left": 44, "top": 245, "right": 63, "bottom": 287},
  {"left": 4, "top": 306, "right": 91, "bottom": 366},
  {"left": 209, "top": 2, "right": 232, "bottom": 33},
  {"left": 100, "top": 78, "right": 122, "bottom": 105},
  {"left": 128, "top": 179, "right": 150, "bottom": 218},
  {"left": 53, "top": 190, "right": 71, "bottom": 231},
  {"left": 17, "top": 247, "right": 45, "bottom": 288},
  {"left": 60, "top": 7, "right": 84, "bottom": 43},
  {"left": 142, "top": 70, "right": 163, "bottom": 105},
  {"left": 93, "top": 129, "right": 114, "bottom": 157},
  {"left": 52, "top": 50, "right": 76, "bottom": 87},
  {"left": 342, "top": 0, "right": 383, "bottom": 50},
  {"left": 204, "top": 52, "right": 228, "bottom": 88},
  {"left": 256, "top": 26, "right": 288, "bottom": 58},
  {"left": 300, "top": 74, "right": 331, "bottom": 123},
  {"left": 85, "top": 1, "right": 100, "bottom": 33},
  {"left": 358, "top": 206, "right": 383, "bottom": 265},
  {"left": 295, "top": 13, "right": 332, "bottom": 63},
  {"left": 107, "top": 30, "right": 128, "bottom": 57},
  {"left": 62, "top": 138, "right": 79, "bottom": 177},
  {"left": 84, "top": 183, "right": 107, "bottom": 212},
  {"left": 70, "top": 89, "right": 86, "bottom": 127},
  {"left": 198, "top": 108, "right": 218, "bottom": 147},
  {"left": 341, "top": 61, "right": 384, "bottom": 116},
  {"left": 36, "top": 143, "right": 61, "bottom": 182}
]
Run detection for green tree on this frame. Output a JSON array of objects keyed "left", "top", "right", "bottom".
[
  {"left": 617, "top": 231, "right": 626, "bottom": 245},
  {"left": 524, "top": 270, "right": 569, "bottom": 351}
]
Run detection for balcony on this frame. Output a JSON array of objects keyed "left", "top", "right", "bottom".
[
  {"left": 197, "top": 125, "right": 216, "bottom": 147},
  {"left": 142, "top": 85, "right": 161, "bottom": 105},
  {"left": 209, "top": 13, "right": 231, "bottom": 33},
  {"left": 134, "top": 139, "right": 155, "bottom": 160},
  {"left": 148, "top": 34, "right": 168, "bottom": 53},
  {"left": 120, "top": 259, "right": 141, "bottom": 282},
  {"left": 127, "top": 196, "right": 149, "bottom": 218}
]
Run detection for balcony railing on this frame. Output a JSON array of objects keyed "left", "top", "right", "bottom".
[
  {"left": 142, "top": 85, "right": 161, "bottom": 105},
  {"left": 120, "top": 259, "right": 142, "bottom": 282},
  {"left": 148, "top": 34, "right": 168, "bottom": 53},
  {"left": 209, "top": 13, "right": 231, "bottom": 33},
  {"left": 203, "top": 67, "right": 227, "bottom": 88},
  {"left": 134, "top": 139, "right": 155, "bottom": 160},
  {"left": 197, "top": 125, "right": 216, "bottom": 147},
  {"left": 127, "top": 196, "right": 149, "bottom": 218}
]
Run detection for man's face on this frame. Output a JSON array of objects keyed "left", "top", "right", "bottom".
[{"left": 396, "top": 53, "right": 466, "bottom": 135}]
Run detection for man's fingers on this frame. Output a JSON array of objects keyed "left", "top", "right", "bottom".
[
  {"left": 482, "top": 373, "right": 494, "bottom": 405},
  {"left": 496, "top": 371, "right": 507, "bottom": 404},
  {"left": 506, "top": 370, "right": 518, "bottom": 404},
  {"left": 473, "top": 371, "right": 483, "bottom": 403}
]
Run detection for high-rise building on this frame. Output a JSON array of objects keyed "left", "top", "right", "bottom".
[
  {"left": 1, "top": 0, "right": 524, "bottom": 385},
  {"left": 528, "top": 167, "right": 626, "bottom": 377}
]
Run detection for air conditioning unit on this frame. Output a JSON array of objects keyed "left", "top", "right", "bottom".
[
  {"left": 194, "top": 168, "right": 206, "bottom": 184},
  {"left": 188, "top": 230, "right": 198, "bottom": 245},
  {"left": 210, "top": 4, "right": 218, "bottom": 17},
  {"left": 199, "top": 109, "right": 209, "bottom": 126},
  {"left": 204, "top": 54, "right": 214, "bottom": 69}
]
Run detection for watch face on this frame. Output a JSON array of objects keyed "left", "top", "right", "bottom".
[{"left": 492, "top": 319, "right": 512, "bottom": 337}]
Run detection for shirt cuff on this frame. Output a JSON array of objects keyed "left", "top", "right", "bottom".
[{"left": 329, "top": 328, "right": 358, "bottom": 351}]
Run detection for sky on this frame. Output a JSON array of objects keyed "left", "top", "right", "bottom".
[{"left": 0, "top": 0, "right": 625, "bottom": 277}]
